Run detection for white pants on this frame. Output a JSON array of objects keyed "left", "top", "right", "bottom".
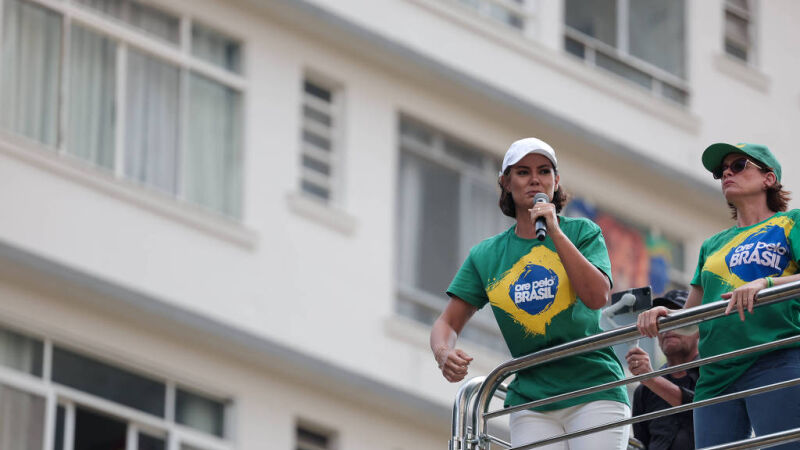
[{"left": 509, "top": 400, "right": 630, "bottom": 450}]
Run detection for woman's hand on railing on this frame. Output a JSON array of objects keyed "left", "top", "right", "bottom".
[
  {"left": 436, "top": 347, "right": 473, "bottom": 383},
  {"left": 636, "top": 306, "right": 670, "bottom": 338},
  {"left": 721, "top": 278, "right": 767, "bottom": 321}
]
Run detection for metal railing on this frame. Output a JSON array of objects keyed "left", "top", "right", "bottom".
[{"left": 450, "top": 280, "right": 800, "bottom": 449}]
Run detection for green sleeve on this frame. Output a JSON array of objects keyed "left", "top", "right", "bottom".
[
  {"left": 447, "top": 251, "right": 489, "bottom": 309},
  {"left": 690, "top": 241, "right": 707, "bottom": 286},
  {"left": 574, "top": 219, "right": 614, "bottom": 287}
]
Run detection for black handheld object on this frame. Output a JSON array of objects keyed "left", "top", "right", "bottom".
[
  {"left": 534, "top": 192, "right": 549, "bottom": 241},
  {"left": 609, "top": 286, "right": 653, "bottom": 314}
]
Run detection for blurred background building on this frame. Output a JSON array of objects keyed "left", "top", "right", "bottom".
[{"left": 0, "top": 0, "right": 798, "bottom": 449}]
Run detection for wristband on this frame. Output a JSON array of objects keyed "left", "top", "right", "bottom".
[{"left": 766, "top": 276, "right": 774, "bottom": 288}]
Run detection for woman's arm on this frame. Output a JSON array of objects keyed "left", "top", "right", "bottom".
[
  {"left": 430, "top": 296, "right": 478, "bottom": 382},
  {"left": 529, "top": 203, "right": 610, "bottom": 309},
  {"left": 550, "top": 228, "right": 610, "bottom": 309}
]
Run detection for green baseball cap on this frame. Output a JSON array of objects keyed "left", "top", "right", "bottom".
[{"left": 702, "top": 142, "right": 782, "bottom": 182}]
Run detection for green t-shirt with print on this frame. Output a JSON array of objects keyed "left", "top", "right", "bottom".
[
  {"left": 691, "top": 210, "right": 800, "bottom": 401},
  {"left": 447, "top": 216, "right": 629, "bottom": 411}
]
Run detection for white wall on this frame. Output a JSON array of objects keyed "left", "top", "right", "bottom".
[{"left": 1, "top": 0, "right": 798, "bottom": 446}]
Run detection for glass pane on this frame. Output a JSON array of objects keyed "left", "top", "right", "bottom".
[
  {"left": 629, "top": 0, "right": 686, "bottom": 78},
  {"left": 564, "top": 36, "right": 585, "bottom": 58},
  {"left": 192, "top": 23, "right": 241, "bottom": 73},
  {"left": 487, "top": 3, "right": 523, "bottom": 29},
  {"left": 175, "top": 388, "right": 225, "bottom": 437},
  {"left": 595, "top": 52, "right": 652, "bottom": 89},
  {"left": 74, "top": 0, "right": 125, "bottom": 18},
  {"left": 129, "top": 1, "right": 179, "bottom": 44},
  {"left": 0, "top": 0, "right": 61, "bottom": 146},
  {"left": 297, "top": 426, "right": 330, "bottom": 450},
  {"left": 302, "top": 129, "right": 331, "bottom": 151},
  {"left": 52, "top": 346, "right": 166, "bottom": 417},
  {"left": 661, "top": 82, "right": 688, "bottom": 105},
  {"left": 398, "top": 152, "right": 461, "bottom": 296},
  {"left": 68, "top": 25, "right": 116, "bottom": 169},
  {"left": 302, "top": 155, "right": 330, "bottom": 176},
  {"left": 564, "top": 0, "right": 616, "bottom": 47},
  {"left": 185, "top": 73, "right": 243, "bottom": 218},
  {"left": 726, "top": 0, "right": 748, "bottom": 11},
  {"left": 125, "top": 49, "right": 180, "bottom": 194},
  {"left": 725, "top": 40, "right": 748, "bottom": 61},
  {"left": 0, "top": 326, "right": 43, "bottom": 376},
  {"left": 399, "top": 119, "right": 433, "bottom": 146},
  {"left": 304, "top": 81, "right": 331, "bottom": 102},
  {"left": 444, "top": 138, "right": 484, "bottom": 171},
  {"left": 139, "top": 433, "right": 166, "bottom": 450},
  {"left": 54, "top": 405, "right": 65, "bottom": 450},
  {"left": 0, "top": 384, "right": 45, "bottom": 450},
  {"left": 725, "top": 11, "right": 750, "bottom": 44},
  {"left": 75, "top": 0, "right": 179, "bottom": 44},
  {"left": 301, "top": 180, "right": 329, "bottom": 201},
  {"left": 303, "top": 105, "right": 332, "bottom": 127},
  {"left": 73, "top": 407, "right": 126, "bottom": 450}
]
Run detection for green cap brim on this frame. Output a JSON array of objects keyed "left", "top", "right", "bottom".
[{"left": 702, "top": 143, "right": 743, "bottom": 173}]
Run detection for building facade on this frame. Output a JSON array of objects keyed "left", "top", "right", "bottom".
[{"left": 0, "top": 0, "right": 798, "bottom": 449}]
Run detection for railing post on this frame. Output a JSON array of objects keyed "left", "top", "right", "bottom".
[
  {"left": 450, "top": 377, "right": 485, "bottom": 450},
  {"left": 453, "top": 280, "right": 800, "bottom": 449}
]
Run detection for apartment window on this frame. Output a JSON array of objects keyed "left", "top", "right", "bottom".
[
  {"left": 0, "top": 324, "right": 232, "bottom": 449},
  {"left": 396, "top": 117, "right": 510, "bottom": 353},
  {"left": 299, "top": 77, "right": 342, "bottom": 204},
  {"left": 564, "top": 0, "right": 688, "bottom": 105},
  {"left": 296, "top": 422, "right": 336, "bottom": 450},
  {"left": 0, "top": 326, "right": 43, "bottom": 376},
  {"left": 452, "top": 0, "right": 528, "bottom": 30},
  {"left": 0, "top": 0, "right": 244, "bottom": 218},
  {"left": 724, "top": 0, "right": 754, "bottom": 63}
]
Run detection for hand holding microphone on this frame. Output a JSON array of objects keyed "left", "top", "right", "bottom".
[{"left": 532, "top": 193, "right": 550, "bottom": 241}]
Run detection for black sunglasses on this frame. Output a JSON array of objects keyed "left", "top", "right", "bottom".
[{"left": 712, "top": 158, "right": 762, "bottom": 179}]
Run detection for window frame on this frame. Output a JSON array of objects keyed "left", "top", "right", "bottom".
[
  {"left": 395, "top": 116, "right": 510, "bottom": 354},
  {"left": 0, "top": 0, "right": 247, "bottom": 219},
  {"left": 298, "top": 72, "right": 345, "bottom": 206},
  {"left": 0, "top": 322, "right": 233, "bottom": 450},
  {"left": 563, "top": 0, "right": 690, "bottom": 106},
  {"left": 295, "top": 419, "right": 338, "bottom": 450},
  {"left": 723, "top": 0, "right": 756, "bottom": 65}
]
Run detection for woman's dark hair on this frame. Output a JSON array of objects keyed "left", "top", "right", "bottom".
[
  {"left": 498, "top": 167, "right": 569, "bottom": 218},
  {"left": 727, "top": 161, "right": 791, "bottom": 219}
]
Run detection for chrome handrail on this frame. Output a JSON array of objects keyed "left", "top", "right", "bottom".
[{"left": 454, "top": 279, "right": 800, "bottom": 449}]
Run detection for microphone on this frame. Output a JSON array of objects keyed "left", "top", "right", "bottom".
[{"left": 533, "top": 193, "right": 549, "bottom": 241}]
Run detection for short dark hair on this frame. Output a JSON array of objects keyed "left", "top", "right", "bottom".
[
  {"left": 727, "top": 161, "right": 791, "bottom": 220},
  {"left": 498, "top": 167, "right": 569, "bottom": 218}
]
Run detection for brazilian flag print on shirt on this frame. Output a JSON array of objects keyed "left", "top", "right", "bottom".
[
  {"left": 691, "top": 210, "right": 800, "bottom": 401},
  {"left": 447, "top": 216, "right": 629, "bottom": 411}
]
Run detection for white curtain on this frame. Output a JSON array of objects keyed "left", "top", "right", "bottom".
[
  {"left": 125, "top": 49, "right": 180, "bottom": 194},
  {"left": 0, "top": 385, "right": 45, "bottom": 450},
  {"left": 0, "top": 0, "right": 61, "bottom": 146},
  {"left": 0, "top": 329, "right": 39, "bottom": 375},
  {"left": 68, "top": 25, "right": 116, "bottom": 169},
  {"left": 185, "top": 73, "right": 242, "bottom": 218},
  {"left": 629, "top": 0, "right": 685, "bottom": 77}
]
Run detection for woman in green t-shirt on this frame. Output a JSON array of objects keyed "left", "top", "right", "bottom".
[
  {"left": 430, "top": 137, "right": 630, "bottom": 450},
  {"left": 638, "top": 143, "right": 800, "bottom": 449}
]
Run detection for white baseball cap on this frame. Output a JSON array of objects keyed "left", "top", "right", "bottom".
[{"left": 499, "top": 137, "right": 558, "bottom": 176}]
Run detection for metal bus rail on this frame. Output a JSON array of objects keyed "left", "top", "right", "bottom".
[{"left": 450, "top": 280, "right": 800, "bottom": 450}]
